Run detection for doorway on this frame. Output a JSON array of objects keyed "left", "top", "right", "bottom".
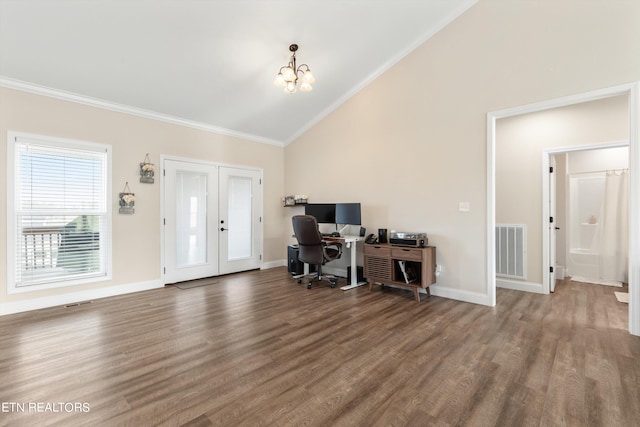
[
  {"left": 162, "top": 157, "right": 263, "bottom": 284},
  {"left": 546, "top": 145, "right": 629, "bottom": 293},
  {"left": 487, "top": 82, "right": 640, "bottom": 336}
]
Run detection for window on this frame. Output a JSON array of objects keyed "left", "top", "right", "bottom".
[{"left": 7, "top": 132, "right": 111, "bottom": 293}]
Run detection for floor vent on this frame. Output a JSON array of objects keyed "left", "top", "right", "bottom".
[
  {"left": 496, "top": 224, "right": 526, "bottom": 279},
  {"left": 65, "top": 301, "right": 93, "bottom": 308}
]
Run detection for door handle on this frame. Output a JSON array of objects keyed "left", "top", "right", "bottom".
[
  {"left": 555, "top": 227, "right": 560, "bottom": 230},
  {"left": 220, "top": 227, "right": 227, "bottom": 231}
]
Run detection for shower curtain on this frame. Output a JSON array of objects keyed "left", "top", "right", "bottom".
[{"left": 600, "top": 170, "right": 629, "bottom": 283}]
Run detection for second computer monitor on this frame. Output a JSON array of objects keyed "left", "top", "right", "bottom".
[
  {"left": 335, "top": 203, "right": 361, "bottom": 225},
  {"left": 304, "top": 203, "right": 336, "bottom": 224}
]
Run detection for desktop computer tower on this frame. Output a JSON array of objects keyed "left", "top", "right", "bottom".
[{"left": 288, "top": 245, "right": 316, "bottom": 275}]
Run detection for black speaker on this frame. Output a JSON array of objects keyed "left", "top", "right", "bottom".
[
  {"left": 359, "top": 227, "right": 366, "bottom": 237},
  {"left": 378, "top": 228, "right": 388, "bottom": 244}
]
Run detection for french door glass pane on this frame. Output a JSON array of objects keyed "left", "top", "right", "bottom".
[
  {"left": 227, "top": 176, "right": 252, "bottom": 260},
  {"left": 176, "top": 171, "right": 208, "bottom": 267}
]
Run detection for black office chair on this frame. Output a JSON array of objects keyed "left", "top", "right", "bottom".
[{"left": 292, "top": 215, "right": 343, "bottom": 289}]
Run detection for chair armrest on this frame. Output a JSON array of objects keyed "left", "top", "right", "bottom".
[{"left": 322, "top": 242, "right": 343, "bottom": 260}]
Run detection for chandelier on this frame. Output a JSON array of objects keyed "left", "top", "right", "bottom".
[{"left": 274, "top": 44, "right": 315, "bottom": 93}]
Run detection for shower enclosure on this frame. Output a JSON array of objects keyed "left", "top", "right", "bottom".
[{"left": 567, "top": 170, "right": 628, "bottom": 285}]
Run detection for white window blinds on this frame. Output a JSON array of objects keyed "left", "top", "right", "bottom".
[{"left": 12, "top": 136, "right": 109, "bottom": 287}]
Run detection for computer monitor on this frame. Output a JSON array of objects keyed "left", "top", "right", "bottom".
[
  {"left": 304, "top": 203, "right": 336, "bottom": 224},
  {"left": 335, "top": 203, "right": 361, "bottom": 225}
]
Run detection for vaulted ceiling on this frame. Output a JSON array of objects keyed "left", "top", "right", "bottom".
[{"left": 0, "top": 0, "right": 477, "bottom": 146}]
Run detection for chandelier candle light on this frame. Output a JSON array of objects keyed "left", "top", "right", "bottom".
[{"left": 274, "top": 44, "right": 315, "bottom": 93}]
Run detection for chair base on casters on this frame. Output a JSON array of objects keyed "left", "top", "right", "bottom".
[{"left": 297, "top": 265, "right": 339, "bottom": 289}]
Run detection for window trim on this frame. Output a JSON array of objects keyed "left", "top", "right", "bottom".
[{"left": 6, "top": 131, "right": 112, "bottom": 294}]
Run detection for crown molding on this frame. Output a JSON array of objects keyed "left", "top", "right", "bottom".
[{"left": 0, "top": 76, "right": 286, "bottom": 148}]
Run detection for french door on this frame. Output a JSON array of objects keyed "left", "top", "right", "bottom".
[
  {"left": 163, "top": 158, "right": 262, "bottom": 284},
  {"left": 218, "top": 167, "right": 263, "bottom": 274},
  {"left": 164, "top": 159, "right": 219, "bottom": 283}
]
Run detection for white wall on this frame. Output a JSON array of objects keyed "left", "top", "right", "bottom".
[
  {"left": 0, "top": 86, "right": 286, "bottom": 311},
  {"left": 3, "top": 0, "right": 640, "bottom": 311},
  {"left": 285, "top": 0, "right": 640, "bottom": 304},
  {"left": 568, "top": 146, "right": 629, "bottom": 174},
  {"left": 496, "top": 96, "right": 628, "bottom": 285}
]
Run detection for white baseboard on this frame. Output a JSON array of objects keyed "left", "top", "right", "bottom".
[
  {"left": 0, "top": 279, "right": 163, "bottom": 316},
  {"left": 364, "top": 282, "right": 492, "bottom": 306},
  {"left": 326, "top": 265, "right": 492, "bottom": 305},
  {"left": 428, "top": 285, "right": 492, "bottom": 306},
  {"left": 261, "top": 259, "right": 286, "bottom": 269},
  {"left": 377, "top": 280, "right": 542, "bottom": 304},
  {"left": 496, "top": 278, "right": 545, "bottom": 294}
]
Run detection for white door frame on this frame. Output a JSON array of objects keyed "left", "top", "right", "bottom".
[
  {"left": 549, "top": 154, "right": 557, "bottom": 293},
  {"left": 487, "top": 82, "right": 640, "bottom": 336},
  {"left": 160, "top": 155, "right": 264, "bottom": 284}
]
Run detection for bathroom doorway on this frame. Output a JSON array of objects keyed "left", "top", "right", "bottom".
[{"left": 556, "top": 146, "right": 629, "bottom": 288}]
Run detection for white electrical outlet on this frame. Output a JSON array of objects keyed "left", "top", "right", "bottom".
[{"left": 459, "top": 202, "right": 470, "bottom": 212}]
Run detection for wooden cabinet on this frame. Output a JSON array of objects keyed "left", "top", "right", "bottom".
[{"left": 364, "top": 243, "right": 436, "bottom": 302}]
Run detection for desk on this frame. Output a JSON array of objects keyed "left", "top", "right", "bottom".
[
  {"left": 292, "top": 234, "right": 366, "bottom": 290},
  {"left": 322, "top": 235, "right": 366, "bottom": 291}
]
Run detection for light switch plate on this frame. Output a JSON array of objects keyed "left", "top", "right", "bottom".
[{"left": 459, "top": 202, "right": 470, "bottom": 212}]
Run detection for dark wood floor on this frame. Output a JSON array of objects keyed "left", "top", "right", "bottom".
[{"left": 0, "top": 268, "right": 638, "bottom": 426}]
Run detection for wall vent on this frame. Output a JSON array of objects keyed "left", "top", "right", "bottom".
[{"left": 496, "top": 224, "right": 526, "bottom": 279}]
